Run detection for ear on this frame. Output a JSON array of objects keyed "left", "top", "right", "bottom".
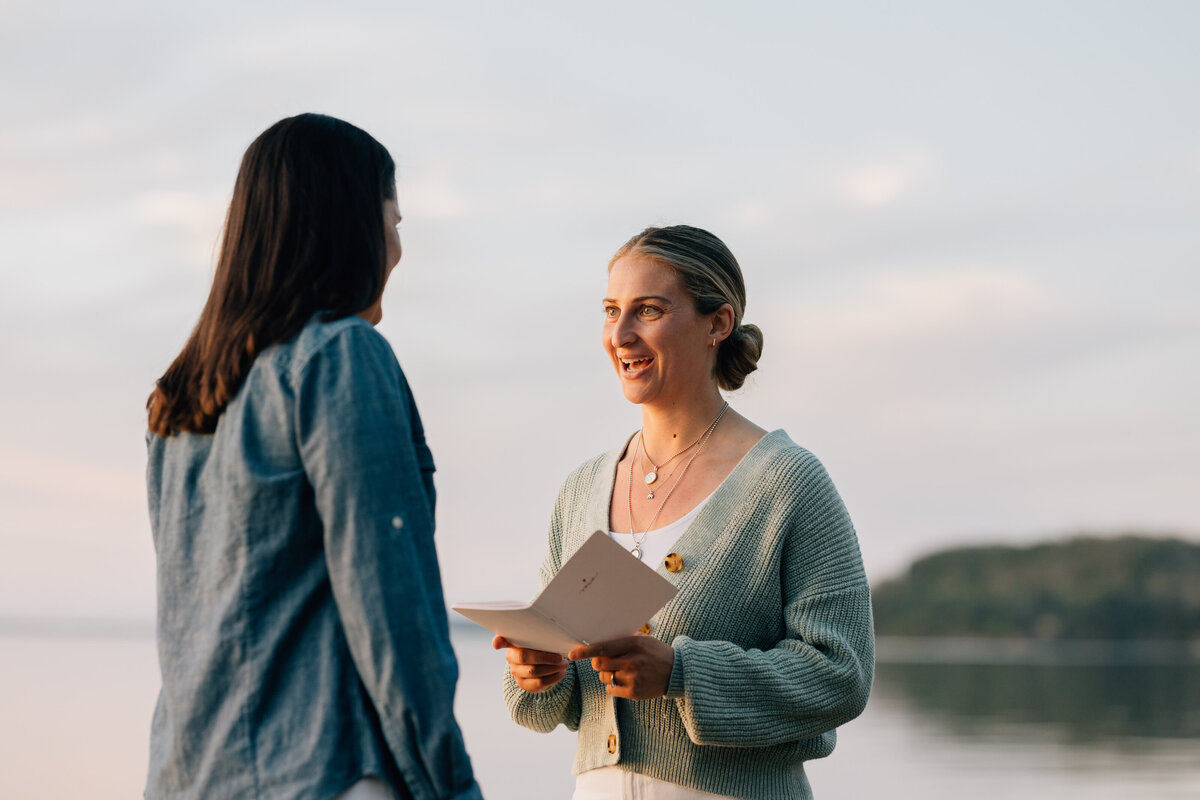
[{"left": 708, "top": 303, "right": 736, "bottom": 343}]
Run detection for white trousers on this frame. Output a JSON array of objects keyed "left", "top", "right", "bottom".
[
  {"left": 334, "top": 777, "right": 397, "bottom": 800},
  {"left": 573, "top": 767, "right": 738, "bottom": 799}
]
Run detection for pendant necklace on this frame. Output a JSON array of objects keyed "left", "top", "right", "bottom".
[
  {"left": 626, "top": 401, "right": 730, "bottom": 560},
  {"left": 643, "top": 457, "right": 685, "bottom": 501},
  {"left": 642, "top": 430, "right": 702, "bottom": 487},
  {"left": 641, "top": 404, "right": 727, "bottom": 492}
]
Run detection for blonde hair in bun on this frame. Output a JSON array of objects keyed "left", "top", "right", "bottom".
[{"left": 610, "top": 225, "right": 763, "bottom": 390}]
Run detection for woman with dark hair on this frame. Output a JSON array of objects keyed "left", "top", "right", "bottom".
[
  {"left": 496, "top": 226, "right": 873, "bottom": 799},
  {"left": 145, "top": 114, "right": 482, "bottom": 800}
]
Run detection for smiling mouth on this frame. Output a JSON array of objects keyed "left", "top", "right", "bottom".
[{"left": 620, "top": 357, "right": 654, "bottom": 373}]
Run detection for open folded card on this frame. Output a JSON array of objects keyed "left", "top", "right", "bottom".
[{"left": 452, "top": 530, "right": 679, "bottom": 655}]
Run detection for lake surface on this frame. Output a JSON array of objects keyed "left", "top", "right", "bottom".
[{"left": 2, "top": 625, "right": 1197, "bottom": 799}]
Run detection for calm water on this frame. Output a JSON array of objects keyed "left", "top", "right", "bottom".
[{"left": 2, "top": 625, "right": 1197, "bottom": 799}]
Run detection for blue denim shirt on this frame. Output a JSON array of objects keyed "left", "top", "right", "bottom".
[{"left": 145, "top": 314, "right": 482, "bottom": 800}]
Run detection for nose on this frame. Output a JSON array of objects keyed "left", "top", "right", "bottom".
[{"left": 610, "top": 310, "right": 637, "bottom": 349}]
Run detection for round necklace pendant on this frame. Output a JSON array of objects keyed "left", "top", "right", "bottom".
[
  {"left": 630, "top": 546, "right": 642, "bottom": 560},
  {"left": 647, "top": 491, "right": 654, "bottom": 500},
  {"left": 645, "top": 471, "right": 657, "bottom": 484}
]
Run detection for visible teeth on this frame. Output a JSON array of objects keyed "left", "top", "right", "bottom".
[{"left": 622, "top": 358, "right": 651, "bottom": 370}]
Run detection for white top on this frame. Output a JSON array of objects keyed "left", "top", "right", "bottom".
[
  {"left": 609, "top": 490, "right": 715, "bottom": 569},
  {"left": 575, "top": 765, "right": 737, "bottom": 798}
]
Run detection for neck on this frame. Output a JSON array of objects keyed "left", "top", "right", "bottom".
[{"left": 638, "top": 389, "right": 727, "bottom": 463}]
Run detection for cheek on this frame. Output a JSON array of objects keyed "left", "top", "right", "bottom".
[
  {"left": 600, "top": 325, "right": 614, "bottom": 353},
  {"left": 387, "top": 232, "right": 402, "bottom": 265}
]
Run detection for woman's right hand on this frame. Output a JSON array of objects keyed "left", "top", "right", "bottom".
[{"left": 493, "top": 636, "right": 568, "bottom": 693}]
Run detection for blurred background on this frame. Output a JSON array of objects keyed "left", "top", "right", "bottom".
[{"left": 1, "top": 1, "right": 1197, "bottom": 797}]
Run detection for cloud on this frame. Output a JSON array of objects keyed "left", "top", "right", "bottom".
[
  {"left": 0, "top": 115, "right": 118, "bottom": 155},
  {"left": 0, "top": 449, "right": 143, "bottom": 508},
  {"left": 728, "top": 201, "right": 773, "bottom": 230},
  {"left": 132, "top": 190, "right": 226, "bottom": 232},
  {"left": 400, "top": 168, "right": 473, "bottom": 221},
  {"left": 836, "top": 151, "right": 934, "bottom": 208},
  {"left": 794, "top": 266, "right": 1057, "bottom": 345},
  {"left": 128, "top": 190, "right": 226, "bottom": 274}
]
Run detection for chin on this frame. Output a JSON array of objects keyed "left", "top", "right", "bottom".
[{"left": 616, "top": 380, "right": 655, "bottom": 406}]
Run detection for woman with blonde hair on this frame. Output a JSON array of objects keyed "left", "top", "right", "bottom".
[{"left": 496, "top": 225, "right": 873, "bottom": 800}]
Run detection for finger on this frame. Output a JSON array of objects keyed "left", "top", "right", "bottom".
[
  {"left": 516, "top": 672, "right": 567, "bottom": 691},
  {"left": 517, "top": 671, "right": 567, "bottom": 693},
  {"left": 492, "top": 636, "right": 512, "bottom": 650},
  {"left": 506, "top": 647, "right": 569, "bottom": 666},
  {"left": 569, "top": 636, "right": 642, "bottom": 661},
  {"left": 605, "top": 680, "right": 633, "bottom": 699},
  {"left": 569, "top": 636, "right": 641, "bottom": 660},
  {"left": 513, "top": 663, "right": 569, "bottom": 679},
  {"left": 590, "top": 656, "right": 635, "bottom": 673}
]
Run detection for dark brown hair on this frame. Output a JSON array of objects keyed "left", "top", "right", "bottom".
[
  {"left": 611, "top": 225, "right": 764, "bottom": 391},
  {"left": 147, "top": 114, "right": 396, "bottom": 436}
]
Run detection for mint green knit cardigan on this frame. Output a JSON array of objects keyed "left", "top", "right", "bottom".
[{"left": 503, "top": 430, "right": 875, "bottom": 800}]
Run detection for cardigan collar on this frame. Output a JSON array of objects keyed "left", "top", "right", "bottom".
[{"left": 572, "top": 428, "right": 796, "bottom": 580}]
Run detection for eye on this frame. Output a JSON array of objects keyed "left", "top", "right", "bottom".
[
  {"left": 638, "top": 304, "right": 663, "bottom": 318},
  {"left": 603, "top": 305, "right": 619, "bottom": 319}
]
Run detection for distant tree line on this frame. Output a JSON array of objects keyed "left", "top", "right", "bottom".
[{"left": 871, "top": 536, "right": 1200, "bottom": 639}]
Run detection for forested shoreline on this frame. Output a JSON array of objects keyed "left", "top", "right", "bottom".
[{"left": 871, "top": 536, "right": 1200, "bottom": 639}]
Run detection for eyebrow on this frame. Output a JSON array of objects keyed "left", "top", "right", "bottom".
[{"left": 602, "top": 295, "right": 674, "bottom": 304}]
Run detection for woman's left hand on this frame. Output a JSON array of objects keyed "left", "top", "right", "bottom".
[{"left": 568, "top": 635, "right": 674, "bottom": 700}]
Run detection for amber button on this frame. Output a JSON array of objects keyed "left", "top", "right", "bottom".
[
  {"left": 607, "top": 733, "right": 618, "bottom": 754},
  {"left": 664, "top": 553, "right": 683, "bottom": 572},
  {"left": 639, "top": 623, "right": 652, "bottom": 635}
]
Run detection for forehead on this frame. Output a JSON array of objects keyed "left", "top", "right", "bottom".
[{"left": 606, "top": 253, "right": 684, "bottom": 299}]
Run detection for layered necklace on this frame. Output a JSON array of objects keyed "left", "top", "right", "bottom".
[
  {"left": 625, "top": 401, "right": 730, "bottom": 560},
  {"left": 641, "top": 424, "right": 709, "bottom": 494}
]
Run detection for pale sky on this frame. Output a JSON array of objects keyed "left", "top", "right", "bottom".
[{"left": 2, "top": 0, "right": 1198, "bottom": 619}]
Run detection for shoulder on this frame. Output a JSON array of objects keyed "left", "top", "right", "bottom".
[
  {"left": 263, "top": 314, "right": 410, "bottom": 400},
  {"left": 261, "top": 315, "right": 412, "bottom": 415},
  {"left": 758, "top": 433, "right": 866, "bottom": 594},
  {"left": 734, "top": 429, "right": 846, "bottom": 507},
  {"left": 547, "top": 436, "right": 630, "bottom": 525},
  {"left": 289, "top": 314, "right": 394, "bottom": 374},
  {"left": 554, "top": 447, "right": 618, "bottom": 504},
  {"left": 754, "top": 429, "right": 831, "bottom": 479}
]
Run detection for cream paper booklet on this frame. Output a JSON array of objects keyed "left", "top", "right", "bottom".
[{"left": 452, "top": 530, "right": 679, "bottom": 655}]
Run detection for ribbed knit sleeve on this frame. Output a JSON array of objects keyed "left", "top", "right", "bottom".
[
  {"left": 502, "top": 463, "right": 594, "bottom": 734},
  {"left": 503, "top": 661, "right": 581, "bottom": 733},
  {"left": 665, "top": 449, "right": 874, "bottom": 748},
  {"left": 669, "top": 586, "right": 872, "bottom": 746}
]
